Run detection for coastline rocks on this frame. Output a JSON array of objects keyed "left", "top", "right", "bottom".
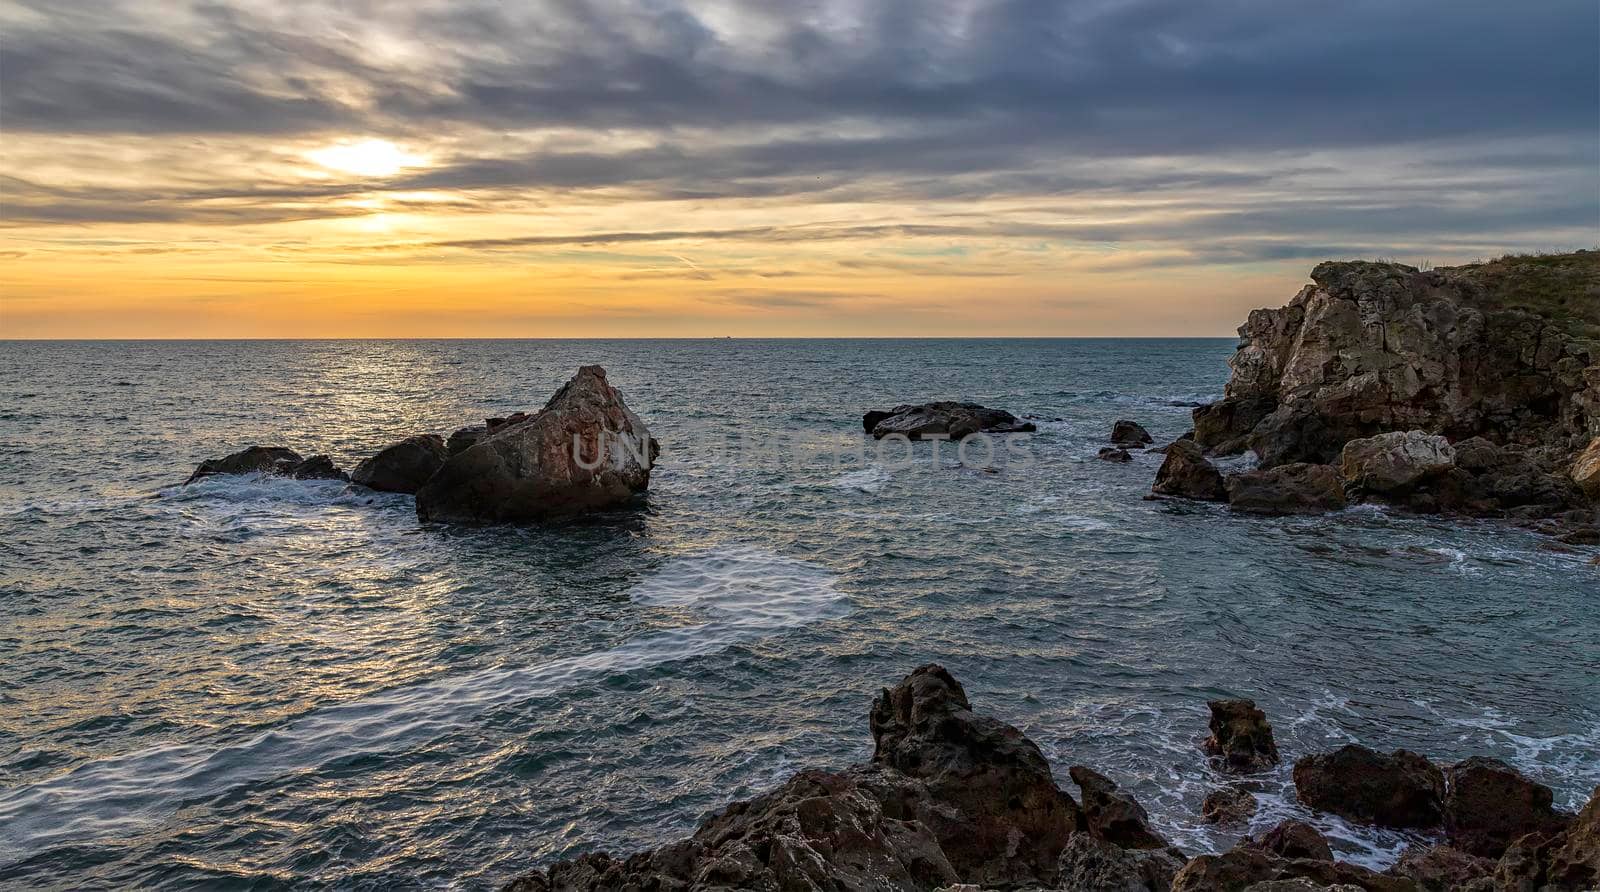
[
  {"left": 1056, "top": 832, "right": 1185, "bottom": 892},
  {"left": 1226, "top": 464, "right": 1347, "bottom": 515},
  {"left": 1202, "top": 787, "right": 1258, "bottom": 824},
  {"left": 1171, "top": 843, "right": 1409, "bottom": 892},
  {"left": 1113, "top": 420, "right": 1155, "bottom": 447},
  {"left": 416, "top": 366, "right": 655, "bottom": 524},
  {"left": 1442, "top": 757, "right": 1570, "bottom": 858},
  {"left": 1069, "top": 765, "right": 1171, "bottom": 850},
  {"left": 351, "top": 434, "right": 448, "bottom": 494},
  {"left": 869, "top": 664, "right": 1080, "bottom": 885},
  {"left": 1574, "top": 437, "right": 1600, "bottom": 499},
  {"left": 186, "top": 445, "right": 347, "bottom": 484},
  {"left": 1101, "top": 447, "right": 1135, "bottom": 463},
  {"left": 1246, "top": 820, "right": 1334, "bottom": 862},
  {"left": 446, "top": 424, "right": 486, "bottom": 456},
  {"left": 863, "top": 403, "right": 1036, "bottom": 440},
  {"left": 1386, "top": 845, "right": 1492, "bottom": 891},
  {"left": 1189, "top": 253, "right": 1600, "bottom": 517},
  {"left": 1152, "top": 441, "right": 1227, "bottom": 501},
  {"left": 1203, "top": 699, "right": 1280, "bottom": 773},
  {"left": 1490, "top": 783, "right": 1599, "bottom": 891},
  {"left": 1292, "top": 746, "right": 1444, "bottom": 829},
  {"left": 1339, "top": 432, "right": 1456, "bottom": 494}
]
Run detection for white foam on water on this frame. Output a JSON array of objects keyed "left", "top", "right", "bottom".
[
  {"left": 0, "top": 546, "right": 848, "bottom": 865},
  {"left": 828, "top": 466, "right": 891, "bottom": 494}
]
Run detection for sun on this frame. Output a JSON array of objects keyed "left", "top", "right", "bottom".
[{"left": 306, "top": 138, "right": 426, "bottom": 177}]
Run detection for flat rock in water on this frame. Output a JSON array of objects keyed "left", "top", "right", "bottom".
[{"left": 864, "top": 402, "right": 1035, "bottom": 440}]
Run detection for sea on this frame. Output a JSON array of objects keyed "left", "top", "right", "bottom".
[{"left": 0, "top": 339, "right": 1595, "bottom": 890}]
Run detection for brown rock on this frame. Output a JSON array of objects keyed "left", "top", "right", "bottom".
[
  {"left": 1245, "top": 820, "right": 1334, "bottom": 862},
  {"left": 352, "top": 434, "right": 448, "bottom": 494},
  {"left": 1292, "top": 745, "right": 1444, "bottom": 829},
  {"left": 1101, "top": 446, "right": 1136, "bottom": 463},
  {"left": 1443, "top": 757, "right": 1571, "bottom": 858},
  {"left": 865, "top": 402, "right": 1033, "bottom": 440},
  {"left": 1227, "top": 463, "right": 1348, "bottom": 515},
  {"left": 1339, "top": 432, "right": 1457, "bottom": 494},
  {"left": 1203, "top": 699, "right": 1281, "bottom": 773},
  {"left": 1171, "top": 844, "right": 1413, "bottom": 892},
  {"left": 1113, "top": 420, "right": 1155, "bottom": 446},
  {"left": 1152, "top": 440, "right": 1227, "bottom": 501},
  {"left": 1069, "top": 765, "right": 1171, "bottom": 850},
  {"left": 1055, "top": 832, "right": 1185, "bottom": 892},
  {"left": 1573, "top": 437, "right": 1600, "bottom": 499},
  {"left": 416, "top": 366, "right": 656, "bottom": 523},
  {"left": 1386, "top": 845, "right": 1492, "bottom": 892},
  {"left": 1202, "top": 787, "right": 1258, "bottom": 824}
]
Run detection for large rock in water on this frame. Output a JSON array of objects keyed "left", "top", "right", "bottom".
[
  {"left": 1292, "top": 745, "right": 1445, "bottom": 829},
  {"left": 1339, "top": 431, "right": 1456, "bottom": 494},
  {"left": 1203, "top": 699, "right": 1280, "bottom": 773},
  {"left": 869, "top": 664, "right": 1081, "bottom": 885},
  {"left": 185, "top": 445, "right": 347, "bottom": 484},
  {"left": 1152, "top": 440, "right": 1227, "bottom": 501},
  {"left": 1226, "top": 464, "right": 1348, "bottom": 515},
  {"left": 864, "top": 402, "right": 1035, "bottom": 440},
  {"left": 415, "top": 366, "right": 655, "bottom": 523},
  {"left": 352, "top": 434, "right": 448, "bottom": 494},
  {"left": 1190, "top": 254, "right": 1600, "bottom": 502},
  {"left": 1112, "top": 419, "right": 1155, "bottom": 446},
  {"left": 1442, "top": 757, "right": 1571, "bottom": 858}
]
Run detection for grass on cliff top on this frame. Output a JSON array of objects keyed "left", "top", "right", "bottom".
[{"left": 1445, "top": 249, "right": 1600, "bottom": 339}]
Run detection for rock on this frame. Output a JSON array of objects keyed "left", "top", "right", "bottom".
[
  {"left": 865, "top": 402, "right": 1035, "bottom": 440},
  {"left": 352, "top": 434, "right": 448, "bottom": 494},
  {"left": 863, "top": 409, "right": 894, "bottom": 432},
  {"left": 1056, "top": 832, "right": 1184, "bottom": 892},
  {"left": 870, "top": 664, "right": 1081, "bottom": 886},
  {"left": 1101, "top": 447, "right": 1135, "bottom": 462},
  {"left": 1245, "top": 820, "right": 1333, "bottom": 862},
  {"left": 285, "top": 454, "right": 348, "bottom": 481},
  {"left": 446, "top": 424, "right": 486, "bottom": 456},
  {"left": 1152, "top": 440, "right": 1227, "bottom": 501},
  {"left": 1203, "top": 699, "right": 1280, "bottom": 773},
  {"left": 1575, "top": 437, "right": 1600, "bottom": 499},
  {"left": 186, "top": 445, "right": 303, "bottom": 483},
  {"left": 1490, "top": 784, "right": 1599, "bottom": 891},
  {"left": 1202, "top": 787, "right": 1258, "bottom": 824},
  {"left": 1562, "top": 527, "right": 1600, "bottom": 545},
  {"left": 185, "top": 445, "right": 347, "bottom": 483},
  {"left": 1227, "top": 464, "right": 1348, "bottom": 515},
  {"left": 1172, "top": 843, "right": 1412, "bottom": 892},
  {"left": 1339, "top": 432, "right": 1457, "bottom": 494},
  {"left": 1113, "top": 420, "right": 1155, "bottom": 446},
  {"left": 1452, "top": 437, "right": 1501, "bottom": 473},
  {"left": 1240, "top": 881, "right": 1364, "bottom": 892},
  {"left": 1068, "top": 766, "right": 1171, "bottom": 850},
  {"left": 1189, "top": 252, "right": 1600, "bottom": 512},
  {"left": 416, "top": 366, "right": 656, "bottom": 524},
  {"left": 1292, "top": 745, "right": 1444, "bottom": 829},
  {"left": 1442, "top": 757, "right": 1570, "bottom": 858},
  {"left": 1386, "top": 845, "right": 1492, "bottom": 892}
]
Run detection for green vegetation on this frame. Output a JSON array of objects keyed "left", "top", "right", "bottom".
[{"left": 1445, "top": 249, "right": 1600, "bottom": 339}]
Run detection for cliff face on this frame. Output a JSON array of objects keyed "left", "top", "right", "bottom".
[{"left": 1195, "top": 251, "right": 1600, "bottom": 471}]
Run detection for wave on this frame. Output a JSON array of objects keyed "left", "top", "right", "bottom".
[{"left": 0, "top": 546, "right": 848, "bottom": 866}]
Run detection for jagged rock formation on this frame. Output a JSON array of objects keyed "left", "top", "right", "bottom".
[
  {"left": 1203, "top": 699, "right": 1280, "bottom": 773},
  {"left": 863, "top": 403, "right": 1036, "bottom": 440},
  {"left": 416, "top": 366, "right": 657, "bottom": 524},
  {"left": 1201, "top": 787, "right": 1257, "bottom": 824},
  {"left": 1189, "top": 252, "right": 1599, "bottom": 519},
  {"left": 185, "top": 445, "right": 347, "bottom": 484},
  {"left": 1152, "top": 441, "right": 1227, "bottom": 501},
  {"left": 1112, "top": 420, "right": 1155, "bottom": 447}
]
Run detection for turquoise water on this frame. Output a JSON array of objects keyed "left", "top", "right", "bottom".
[{"left": 0, "top": 339, "right": 1595, "bottom": 890}]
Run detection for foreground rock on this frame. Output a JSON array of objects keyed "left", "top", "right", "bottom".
[
  {"left": 1203, "top": 699, "right": 1280, "bottom": 773},
  {"left": 185, "top": 445, "right": 347, "bottom": 484},
  {"left": 1152, "top": 441, "right": 1227, "bottom": 501},
  {"left": 1069, "top": 765, "right": 1172, "bottom": 850},
  {"left": 1188, "top": 253, "right": 1598, "bottom": 521},
  {"left": 351, "top": 434, "right": 448, "bottom": 494},
  {"left": 1202, "top": 787, "right": 1257, "bottom": 824},
  {"left": 1293, "top": 745, "right": 1444, "bottom": 829},
  {"left": 1055, "top": 832, "right": 1184, "bottom": 892},
  {"left": 1386, "top": 845, "right": 1492, "bottom": 891},
  {"left": 863, "top": 403, "right": 1036, "bottom": 440},
  {"left": 1490, "top": 782, "right": 1600, "bottom": 890},
  {"left": 416, "top": 366, "right": 656, "bottom": 524},
  {"left": 1226, "top": 464, "right": 1347, "bottom": 515},
  {"left": 1442, "top": 757, "right": 1570, "bottom": 858}
]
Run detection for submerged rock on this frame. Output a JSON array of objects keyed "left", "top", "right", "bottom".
[
  {"left": 185, "top": 445, "right": 346, "bottom": 484},
  {"left": 416, "top": 366, "right": 656, "bottom": 524},
  {"left": 1202, "top": 787, "right": 1258, "bottom": 824},
  {"left": 1203, "top": 699, "right": 1280, "bottom": 773},
  {"left": 1112, "top": 420, "right": 1155, "bottom": 446},
  {"left": 1442, "top": 757, "right": 1571, "bottom": 858},
  {"left": 1339, "top": 431, "right": 1456, "bottom": 494},
  {"left": 1226, "top": 464, "right": 1347, "bottom": 515},
  {"left": 352, "top": 434, "right": 448, "bottom": 494},
  {"left": 864, "top": 402, "right": 1035, "bottom": 440},
  {"left": 1101, "top": 446, "right": 1135, "bottom": 462},
  {"left": 1293, "top": 745, "right": 1444, "bottom": 829},
  {"left": 1152, "top": 440, "right": 1227, "bottom": 501}
]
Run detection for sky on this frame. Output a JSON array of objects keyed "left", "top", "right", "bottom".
[{"left": 1, "top": 0, "right": 1597, "bottom": 338}]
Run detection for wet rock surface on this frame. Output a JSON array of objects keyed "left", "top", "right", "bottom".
[
  {"left": 863, "top": 402, "right": 1037, "bottom": 440},
  {"left": 1292, "top": 745, "right": 1445, "bottom": 829},
  {"left": 351, "top": 434, "right": 448, "bottom": 494},
  {"left": 1225, "top": 464, "right": 1348, "bottom": 516}
]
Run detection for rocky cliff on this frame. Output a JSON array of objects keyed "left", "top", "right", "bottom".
[{"left": 1194, "top": 251, "right": 1599, "bottom": 470}]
